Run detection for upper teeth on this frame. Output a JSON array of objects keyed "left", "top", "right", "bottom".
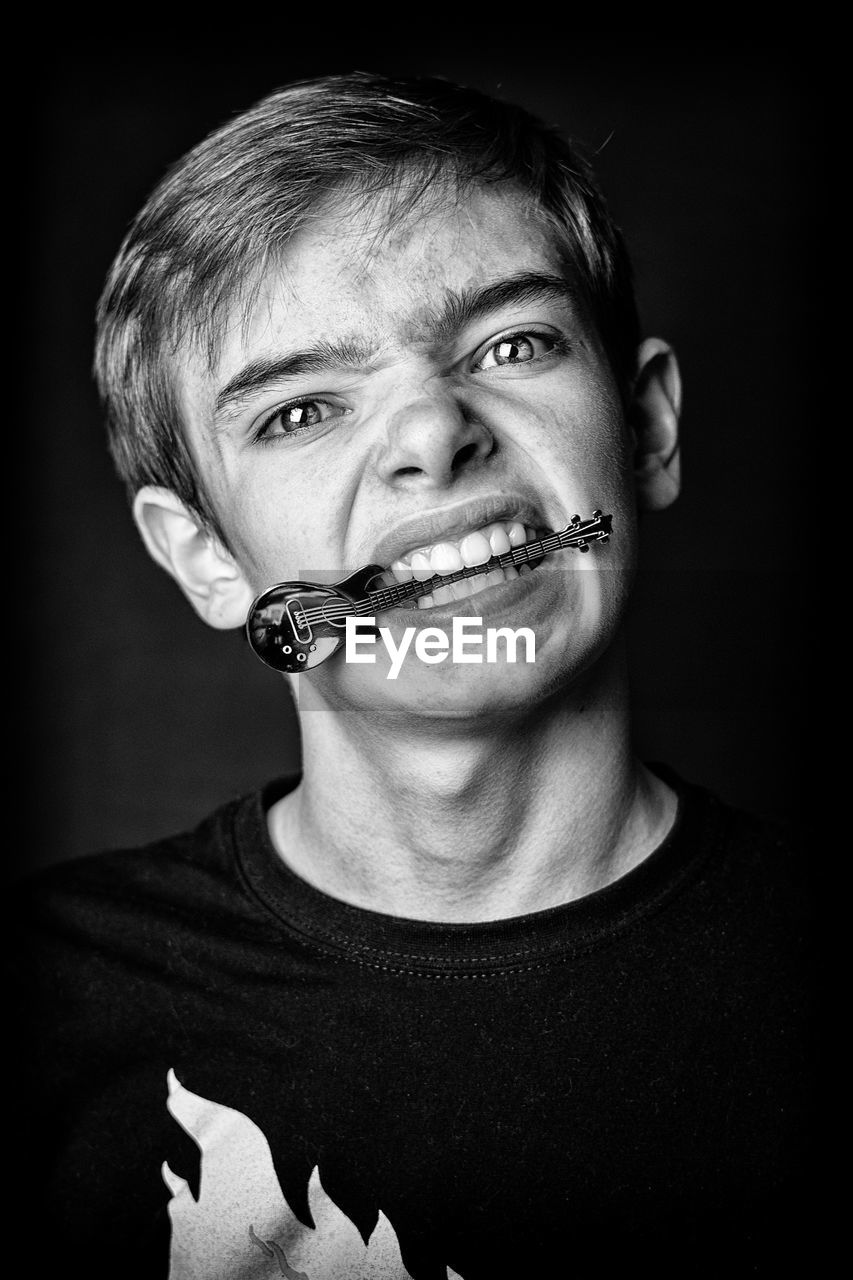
[{"left": 390, "top": 520, "right": 537, "bottom": 582}]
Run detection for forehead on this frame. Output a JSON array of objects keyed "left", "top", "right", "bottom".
[{"left": 202, "top": 183, "right": 573, "bottom": 383}]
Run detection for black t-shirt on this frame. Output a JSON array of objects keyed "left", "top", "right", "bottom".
[{"left": 10, "top": 771, "right": 812, "bottom": 1278}]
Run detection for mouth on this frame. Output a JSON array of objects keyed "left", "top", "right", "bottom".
[{"left": 379, "top": 518, "right": 548, "bottom": 611}]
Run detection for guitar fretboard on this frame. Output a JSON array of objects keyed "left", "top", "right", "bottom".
[{"left": 296, "top": 513, "right": 612, "bottom": 626}]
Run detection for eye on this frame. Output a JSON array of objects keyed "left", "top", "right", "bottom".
[
  {"left": 253, "top": 398, "right": 345, "bottom": 444},
  {"left": 474, "top": 330, "right": 561, "bottom": 372}
]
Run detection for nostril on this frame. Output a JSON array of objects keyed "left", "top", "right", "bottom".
[{"left": 453, "top": 441, "right": 481, "bottom": 468}]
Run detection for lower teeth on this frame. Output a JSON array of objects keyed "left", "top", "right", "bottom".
[{"left": 415, "top": 562, "right": 525, "bottom": 609}]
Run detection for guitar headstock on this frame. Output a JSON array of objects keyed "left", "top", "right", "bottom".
[{"left": 558, "top": 510, "right": 612, "bottom": 551}]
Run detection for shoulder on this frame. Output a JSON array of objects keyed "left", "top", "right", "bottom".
[
  {"left": 14, "top": 797, "right": 237, "bottom": 916},
  {"left": 658, "top": 765, "right": 810, "bottom": 946},
  {"left": 5, "top": 780, "right": 294, "bottom": 955},
  {"left": 656, "top": 762, "right": 799, "bottom": 862}
]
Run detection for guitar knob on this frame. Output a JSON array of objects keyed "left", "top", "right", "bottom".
[
  {"left": 282, "top": 645, "right": 292, "bottom": 654},
  {"left": 309, "top": 644, "right": 317, "bottom": 652},
  {"left": 297, "top": 653, "right": 307, "bottom": 663},
  {"left": 592, "top": 509, "right": 602, "bottom": 518}
]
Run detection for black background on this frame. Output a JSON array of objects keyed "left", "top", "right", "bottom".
[{"left": 17, "top": 33, "right": 810, "bottom": 878}]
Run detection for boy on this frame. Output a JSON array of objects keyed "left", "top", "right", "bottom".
[{"left": 14, "top": 73, "right": 810, "bottom": 1278}]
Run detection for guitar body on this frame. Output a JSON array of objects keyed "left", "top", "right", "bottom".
[{"left": 246, "top": 565, "right": 384, "bottom": 673}]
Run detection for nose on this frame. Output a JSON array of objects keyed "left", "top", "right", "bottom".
[{"left": 376, "top": 389, "right": 495, "bottom": 490}]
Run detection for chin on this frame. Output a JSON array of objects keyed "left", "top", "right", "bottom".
[{"left": 310, "top": 626, "right": 603, "bottom": 728}]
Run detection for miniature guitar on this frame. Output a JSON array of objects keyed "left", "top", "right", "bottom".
[{"left": 246, "top": 510, "right": 613, "bottom": 674}]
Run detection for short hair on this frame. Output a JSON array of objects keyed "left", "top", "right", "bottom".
[{"left": 94, "top": 72, "right": 641, "bottom": 543}]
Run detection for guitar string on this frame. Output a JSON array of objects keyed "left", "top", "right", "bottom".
[
  {"left": 289, "top": 527, "right": 608, "bottom": 629},
  {"left": 293, "top": 532, "right": 605, "bottom": 626},
  {"left": 295, "top": 536, "right": 567, "bottom": 625}
]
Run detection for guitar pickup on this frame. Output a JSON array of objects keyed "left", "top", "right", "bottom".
[{"left": 285, "top": 598, "right": 313, "bottom": 644}]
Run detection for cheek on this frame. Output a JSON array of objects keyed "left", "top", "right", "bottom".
[
  {"left": 509, "top": 383, "right": 630, "bottom": 499},
  {"left": 559, "top": 379, "right": 635, "bottom": 506},
  {"left": 210, "top": 455, "right": 360, "bottom": 588},
  {"left": 524, "top": 384, "right": 637, "bottom": 591},
  {"left": 208, "top": 469, "right": 298, "bottom": 587}
]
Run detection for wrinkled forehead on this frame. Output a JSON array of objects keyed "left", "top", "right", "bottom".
[
  {"left": 188, "top": 177, "right": 563, "bottom": 358},
  {"left": 194, "top": 179, "right": 576, "bottom": 380}
]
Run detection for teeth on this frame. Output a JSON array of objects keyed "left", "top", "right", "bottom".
[
  {"left": 394, "top": 517, "right": 539, "bottom": 570},
  {"left": 430, "top": 542, "right": 464, "bottom": 575},
  {"left": 411, "top": 559, "right": 533, "bottom": 610},
  {"left": 458, "top": 530, "right": 492, "bottom": 567},
  {"left": 389, "top": 517, "right": 549, "bottom": 610},
  {"left": 410, "top": 551, "right": 434, "bottom": 582},
  {"left": 484, "top": 523, "right": 511, "bottom": 555},
  {"left": 482, "top": 567, "right": 507, "bottom": 591}
]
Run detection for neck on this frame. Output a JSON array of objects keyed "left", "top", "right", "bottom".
[{"left": 267, "top": 644, "right": 677, "bottom": 923}]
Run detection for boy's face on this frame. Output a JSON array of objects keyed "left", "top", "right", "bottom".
[{"left": 176, "top": 183, "right": 640, "bottom": 718}]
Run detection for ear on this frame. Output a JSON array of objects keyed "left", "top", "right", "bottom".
[
  {"left": 132, "top": 486, "right": 255, "bottom": 629},
  {"left": 628, "top": 338, "right": 682, "bottom": 511}
]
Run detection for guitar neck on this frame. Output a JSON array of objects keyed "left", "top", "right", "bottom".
[{"left": 359, "top": 512, "right": 612, "bottom": 615}]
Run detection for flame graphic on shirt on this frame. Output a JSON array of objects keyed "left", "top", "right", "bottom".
[{"left": 162, "top": 1070, "right": 464, "bottom": 1280}]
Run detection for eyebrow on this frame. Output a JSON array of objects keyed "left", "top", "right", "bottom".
[
  {"left": 212, "top": 270, "right": 576, "bottom": 422},
  {"left": 426, "top": 271, "right": 577, "bottom": 345},
  {"left": 213, "top": 338, "right": 378, "bottom": 419}
]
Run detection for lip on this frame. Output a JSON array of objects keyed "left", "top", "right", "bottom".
[{"left": 370, "top": 493, "right": 550, "bottom": 567}]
